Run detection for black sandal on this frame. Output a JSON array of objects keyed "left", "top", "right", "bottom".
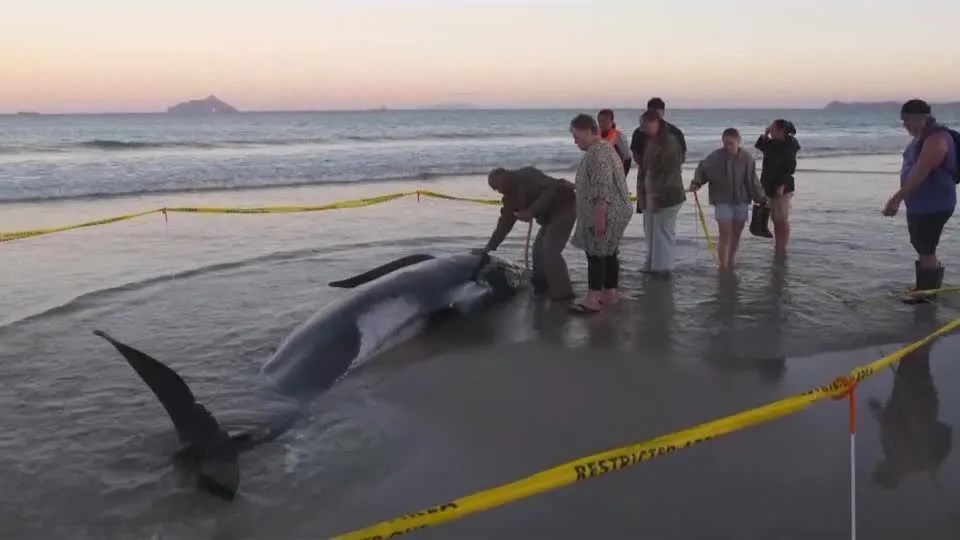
[{"left": 569, "top": 303, "right": 602, "bottom": 315}]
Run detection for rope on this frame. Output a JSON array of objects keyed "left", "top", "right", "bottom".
[
  {"left": 523, "top": 221, "right": 532, "bottom": 272},
  {"left": 692, "top": 191, "right": 719, "bottom": 267}
]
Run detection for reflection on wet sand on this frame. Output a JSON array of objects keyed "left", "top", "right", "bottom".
[
  {"left": 695, "top": 265, "right": 788, "bottom": 384},
  {"left": 638, "top": 276, "right": 677, "bottom": 357},
  {"left": 870, "top": 338, "right": 953, "bottom": 490}
]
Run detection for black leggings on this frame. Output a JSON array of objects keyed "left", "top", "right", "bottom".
[{"left": 586, "top": 251, "right": 620, "bottom": 291}]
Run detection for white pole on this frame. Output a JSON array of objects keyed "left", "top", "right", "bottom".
[
  {"left": 848, "top": 386, "right": 857, "bottom": 540},
  {"left": 850, "top": 429, "right": 856, "bottom": 540}
]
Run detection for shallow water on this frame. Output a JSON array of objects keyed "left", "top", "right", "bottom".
[{"left": 2, "top": 161, "right": 960, "bottom": 539}]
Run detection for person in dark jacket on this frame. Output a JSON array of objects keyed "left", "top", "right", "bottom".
[
  {"left": 637, "top": 109, "right": 686, "bottom": 277},
  {"left": 477, "top": 167, "right": 576, "bottom": 301},
  {"left": 755, "top": 119, "right": 801, "bottom": 256},
  {"left": 630, "top": 98, "right": 687, "bottom": 213}
]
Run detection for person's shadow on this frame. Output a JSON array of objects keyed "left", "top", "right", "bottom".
[{"left": 868, "top": 339, "right": 953, "bottom": 490}]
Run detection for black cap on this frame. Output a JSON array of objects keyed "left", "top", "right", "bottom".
[{"left": 901, "top": 99, "right": 931, "bottom": 115}]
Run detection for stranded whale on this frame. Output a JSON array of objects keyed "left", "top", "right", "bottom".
[{"left": 93, "top": 252, "right": 526, "bottom": 500}]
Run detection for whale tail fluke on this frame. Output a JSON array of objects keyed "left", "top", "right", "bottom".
[
  {"left": 329, "top": 254, "right": 435, "bottom": 288},
  {"left": 93, "top": 329, "right": 241, "bottom": 501}
]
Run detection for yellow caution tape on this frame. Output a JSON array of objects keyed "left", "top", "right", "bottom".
[
  {"left": 0, "top": 209, "right": 161, "bottom": 244},
  {"left": 331, "top": 318, "right": 960, "bottom": 540},
  {"left": 841, "top": 285, "right": 960, "bottom": 307},
  {"left": 163, "top": 192, "right": 414, "bottom": 214},
  {"left": 414, "top": 190, "right": 500, "bottom": 206},
  {"left": 0, "top": 190, "right": 507, "bottom": 244}
]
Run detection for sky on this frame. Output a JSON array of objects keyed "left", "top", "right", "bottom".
[{"left": 2, "top": 0, "right": 959, "bottom": 113}]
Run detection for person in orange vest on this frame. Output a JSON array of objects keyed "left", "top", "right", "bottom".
[{"left": 597, "top": 109, "right": 632, "bottom": 176}]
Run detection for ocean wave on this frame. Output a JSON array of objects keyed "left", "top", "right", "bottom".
[
  {"left": 793, "top": 167, "right": 896, "bottom": 175},
  {"left": 0, "top": 162, "right": 581, "bottom": 204},
  {"left": 54, "top": 139, "right": 909, "bottom": 157},
  {"left": 79, "top": 139, "right": 220, "bottom": 150},
  {"left": 4, "top": 132, "right": 548, "bottom": 155},
  {"left": 0, "top": 154, "right": 902, "bottom": 204}
]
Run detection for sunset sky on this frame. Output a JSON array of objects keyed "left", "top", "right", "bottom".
[{"left": 2, "top": 0, "right": 958, "bottom": 113}]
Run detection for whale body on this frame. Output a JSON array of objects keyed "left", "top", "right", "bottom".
[{"left": 93, "top": 252, "right": 525, "bottom": 500}]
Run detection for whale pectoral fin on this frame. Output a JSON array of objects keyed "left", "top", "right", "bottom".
[
  {"left": 93, "top": 329, "right": 241, "bottom": 501},
  {"left": 329, "top": 254, "right": 435, "bottom": 288}
]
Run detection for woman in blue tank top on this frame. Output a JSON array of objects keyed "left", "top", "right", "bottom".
[{"left": 882, "top": 99, "right": 958, "bottom": 304}]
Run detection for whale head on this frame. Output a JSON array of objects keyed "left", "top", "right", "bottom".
[{"left": 475, "top": 254, "right": 526, "bottom": 298}]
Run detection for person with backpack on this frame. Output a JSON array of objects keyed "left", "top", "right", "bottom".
[{"left": 882, "top": 99, "right": 960, "bottom": 304}]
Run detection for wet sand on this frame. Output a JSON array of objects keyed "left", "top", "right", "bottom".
[{"left": 1, "top": 162, "right": 960, "bottom": 539}]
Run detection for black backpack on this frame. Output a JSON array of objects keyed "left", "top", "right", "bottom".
[
  {"left": 946, "top": 127, "right": 960, "bottom": 184},
  {"left": 918, "top": 126, "right": 960, "bottom": 184}
]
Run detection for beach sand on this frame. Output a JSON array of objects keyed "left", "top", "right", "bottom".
[{"left": 2, "top": 158, "right": 960, "bottom": 539}]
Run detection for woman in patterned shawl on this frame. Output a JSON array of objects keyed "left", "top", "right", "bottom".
[{"left": 568, "top": 113, "right": 634, "bottom": 314}]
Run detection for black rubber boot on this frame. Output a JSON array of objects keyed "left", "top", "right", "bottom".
[{"left": 903, "top": 261, "right": 944, "bottom": 305}]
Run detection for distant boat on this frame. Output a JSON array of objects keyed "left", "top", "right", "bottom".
[
  {"left": 16, "top": 111, "right": 40, "bottom": 116},
  {"left": 167, "top": 95, "right": 239, "bottom": 115}
]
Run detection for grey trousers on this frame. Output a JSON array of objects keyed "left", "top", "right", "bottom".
[
  {"left": 531, "top": 204, "right": 576, "bottom": 299},
  {"left": 643, "top": 202, "right": 682, "bottom": 272}
]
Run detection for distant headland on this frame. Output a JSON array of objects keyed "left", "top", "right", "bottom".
[
  {"left": 824, "top": 100, "right": 960, "bottom": 110},
  {"left": 167, "top": 95, "right": 238, "bottom": 115}
]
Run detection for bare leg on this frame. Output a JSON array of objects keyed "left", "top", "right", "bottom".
[
  {"left": 729, "top": 219, "right": 746, "bottom": 268},
  {"left": 716, "top": 220, "right": 731, "bottom": 269},
  {"left": 773, "top": 220, "right": 789, "bottom": 255},
  {"left": 771, "top": 195, "right": 791, "bottom": 256},
  {"left": 920, "top": 253, "right": 940, "bottom": 270}
]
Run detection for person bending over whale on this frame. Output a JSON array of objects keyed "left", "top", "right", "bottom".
[{"left": 476, "top": 167, "right": 576, "bottom": 302}]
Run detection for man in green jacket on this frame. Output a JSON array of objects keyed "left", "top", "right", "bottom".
[{"left": 476, "top": 167, "right": 576, "bottom": 301}]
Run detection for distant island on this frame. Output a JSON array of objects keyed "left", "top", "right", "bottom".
[
  {"left": 423, "top": 102, "right": 477, "bottom": 110},
  {"left": 825, "top": 100, "right": 960, "bottom": 110},
  {"left": 167, "top": 95, "right": 238, "bottom": 115}
]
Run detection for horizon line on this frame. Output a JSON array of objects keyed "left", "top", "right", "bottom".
[{"left": 6, "top": 99, "right": 960, "bottom": 117}]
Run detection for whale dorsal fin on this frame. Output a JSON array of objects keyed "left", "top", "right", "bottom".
[{"left": 329, "top": 254, "right": 435, "bottom": 288}]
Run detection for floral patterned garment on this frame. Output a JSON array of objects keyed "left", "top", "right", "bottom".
[{"left": 570, "top": 140, "right": 634, "bottom": 256}]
